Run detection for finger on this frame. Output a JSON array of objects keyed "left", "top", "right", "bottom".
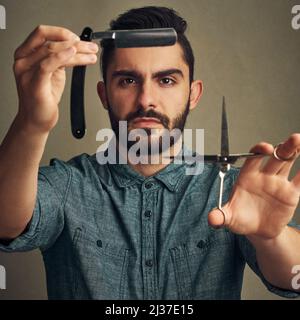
[
  {"left": 208, "top": 208, "right": 229, "bottom": 229},
  {"left": 62, "top": 53, "right": 98, "bottom": 67},
  {"left": 240, "top": 142, "right": 273, "bottom": 173},
  {"left": 277, "top": 160, "right": 295, "bottom": 177},
  {"left": 34, "top": 46, "right": 77, "bottom": 77},
  {"left": 262, "top": 134, "right": 300, "bottom": 175},
  {"left": 15, "top": 25, "right": 80, "bottom": 60},
  {"left": 16, "top": 40, "right": 98, "bottom": 73},
  {"left": 45, "top": 40, "right": 98, "bottom": 55},
  {"left": 35, "top": 51, "right": 97, "bottom": 74},
  {"left": 14, "top": 39, "right": 78, "bottom": 75}
]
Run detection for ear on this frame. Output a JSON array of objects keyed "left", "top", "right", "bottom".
[
  {"left": 189, "top": 80, "right": 203, "bottom": 111},
  {"left": 97, "top": 81, "right": 108, "bottom": 110}
]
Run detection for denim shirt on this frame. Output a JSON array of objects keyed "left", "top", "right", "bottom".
[{"left": 0, "top": 148, "right": 299, "bottom": 300}]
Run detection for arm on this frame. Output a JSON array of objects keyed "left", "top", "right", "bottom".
[
  {"left": 0, "top": 115, "right": 49, "bottom": 239},
  {"left": 0, "top": 25, "right": 98, "bottom": 239},
  {"left": 247, "top": 226, "right": 300, "bottom": 291}
]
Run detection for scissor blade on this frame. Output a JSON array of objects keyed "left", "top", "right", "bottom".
[
  {"left": 166, "top": 153, "right": 265, "bottom": 164},
  {"left": 221, "top": 96, "right": 229, "bottom": 157},
  {"left": 205, "top": 153, "right": 263, "bottom": 164}
]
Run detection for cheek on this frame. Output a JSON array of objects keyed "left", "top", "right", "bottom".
[
  {"left": 107, "top": 89, "right": 135, "bottom": 119},
  {"left": 165, "top": 88, "right": 189, "bottom": 116}
]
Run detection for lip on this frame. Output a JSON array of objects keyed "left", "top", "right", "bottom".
[
  {"left": 132, "top": 117, "right": 161, "bottom": 124},
  {"left": 132, "top": 117, "right": 162, "bottom": 127}
]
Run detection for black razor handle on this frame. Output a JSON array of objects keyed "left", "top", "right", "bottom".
[
  {"left": 114, "top": 28, "right": 177, "bottom": 48},
  {"left": 70, "top": 27, "right": 93, "bottom": 139},
  {"left": 92, "top": 28, "right": 177, "bottom": 48}
]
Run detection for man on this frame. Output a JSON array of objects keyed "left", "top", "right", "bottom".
[{"left": 0, "top": 6, "right": 299, "bottom": 299}]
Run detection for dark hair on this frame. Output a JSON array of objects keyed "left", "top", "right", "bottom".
[{"left": 100, "top": 6, "right": 194, "bottom": 84}]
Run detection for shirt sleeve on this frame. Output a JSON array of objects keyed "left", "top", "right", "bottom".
[
  {"left": 0, "top": 158, "right": 71, "bottom": 253},
  {"left": 237, "top": 222, "right": 300, "bottom": 299}
]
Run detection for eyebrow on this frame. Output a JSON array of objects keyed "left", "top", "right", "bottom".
[{"left": 111, "top": 68, "right": 184, "bottom": 80}]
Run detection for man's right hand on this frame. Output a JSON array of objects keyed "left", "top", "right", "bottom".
[
  {"left": 13, "top": 25, "right": 98, "bottom": 133},
  {"left": 0, "top": 26, "right": 99, "bottom": 239}
]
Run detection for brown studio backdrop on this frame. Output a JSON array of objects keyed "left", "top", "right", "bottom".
[{"left": 0, "top": 0, "right": 299, "bottom": 299}]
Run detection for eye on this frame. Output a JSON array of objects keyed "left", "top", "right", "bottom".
[
  {"left": 160, "top": 77, "right": 176, "bottom": 86},
  {"left": 119, "top": 78, "right": 137, "bottom": 86}
]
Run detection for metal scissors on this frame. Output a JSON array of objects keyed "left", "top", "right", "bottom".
[
  {"left": 208, "top": 97, "right": 264, "bottom": 212},
  {"left": 170, "top": 97, "right": 264, "bottom": 216}
]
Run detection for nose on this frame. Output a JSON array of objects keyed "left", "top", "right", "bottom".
[{"left": 136, "top": 80, "right": 156, "bottom": 110}]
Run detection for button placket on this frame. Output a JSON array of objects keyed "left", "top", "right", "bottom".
[{"left": 141, "top": 181, "right": 157, "bottom": 299}]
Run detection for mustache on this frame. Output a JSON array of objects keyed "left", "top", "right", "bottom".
[{"left": 126, "top": 109, "right": 169, "bottom": 128}]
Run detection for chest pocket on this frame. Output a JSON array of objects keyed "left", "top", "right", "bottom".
[
  {"left": 72, "top": 226, "right": 130, "bottom": 299},
  {"left": 169, "top": 228, "right": 238, "bottom": 300}
]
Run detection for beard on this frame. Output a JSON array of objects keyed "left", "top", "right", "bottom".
[{"left": 106, "top": 97, "right": 190, "bottom": 157}]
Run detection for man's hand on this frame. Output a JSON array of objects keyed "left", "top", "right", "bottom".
[
  {"left": 13, "top": 25, "right": 98, "bottom": 133},
  {"left": 0, "top": 25, "right": 99, "bottom": 239},
  {"left": 208, "top": 133, "right": 300, "bottom": 239}
]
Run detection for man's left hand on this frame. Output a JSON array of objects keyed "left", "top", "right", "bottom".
[{"left": 208, "top": 133, "right": 300, "bottom": 239}]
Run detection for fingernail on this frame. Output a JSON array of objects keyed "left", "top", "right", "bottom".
[
  {"left": 73, "top": 34, "right": 80, "bottom": 42},
  {"left": 88, "top": 43, "right": 98, "bottom": 52},
  {"left": 90, "top": 54, "right": 97, "bottom": 62}
]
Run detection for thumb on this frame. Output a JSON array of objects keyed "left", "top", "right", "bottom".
[{"left": 208, "top": 207, "right": 228, "bottom": 229}]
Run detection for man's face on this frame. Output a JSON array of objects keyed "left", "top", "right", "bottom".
[{"left": 99, "top": 43, "right": 199, "bottom": 152}]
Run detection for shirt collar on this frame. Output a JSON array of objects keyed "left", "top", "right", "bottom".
[{"left": 106, "top": 144, "right": 195, "bottom": 192}]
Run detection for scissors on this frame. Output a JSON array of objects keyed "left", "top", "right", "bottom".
[
  {"left": 170, "top": 97, "right": 264, "bottom": 216},
  {"left": 208, "top": 97, "right": 264, "bottom": 212}
]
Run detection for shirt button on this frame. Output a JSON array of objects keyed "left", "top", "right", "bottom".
[
  {"left": 197, "top": 240, "right": 206, "bottom": 249},
  {"left": 144, "top": 210, "right": 152, "bottom": 218},
  {"left": 96, "top": 240, "right": 102, "bottom": 248},
  {"left": 145, "top": 182, "right": 153, "bottom": 189},
  {"left": 145, "top": 259, "right": 153, "bottom": 267}
]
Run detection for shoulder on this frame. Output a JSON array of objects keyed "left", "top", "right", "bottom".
[{"left": 38, "top": 153, "right": 110, "bottom": 183}]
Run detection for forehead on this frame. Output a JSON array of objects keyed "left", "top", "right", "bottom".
[{"left": 107, "top": 43, "right": 189, "bottom": 76}]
